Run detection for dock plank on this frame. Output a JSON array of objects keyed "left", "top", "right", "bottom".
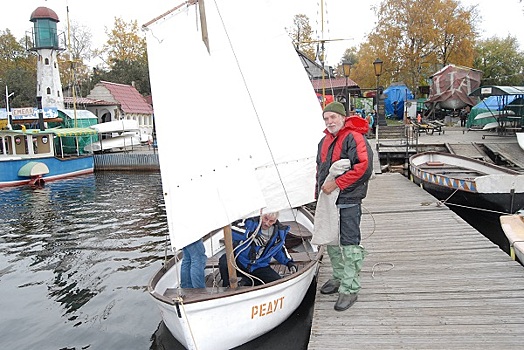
[
  {"left": 309, "top": 173, "right": 524, "bottom": 349},
  {"left": 446, "top": 142, "right": 492, "bottom": 162},
  {"left": 483, "top": 142, "right": 524, "bottom": 169}
]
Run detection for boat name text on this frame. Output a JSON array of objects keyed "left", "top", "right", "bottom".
[{"left": 251, "top": 296, "right": 285, "bottom": 319}]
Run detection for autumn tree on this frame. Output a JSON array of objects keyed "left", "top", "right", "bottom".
[
  {"left": 0, "top": 29, "right": 37, "bottom": 108},
  {"left": 287, "top": 14, "right": 316, "bottom": 61},
  {"left": 474, "top": 35, "right": 524, "bottom": 85},
  {"left": 98, "top": 17, "right": 147, "bottom": 65},
  {"left": 349, "top": 0, "right": 477, "bottom": 95},
  {"left": 95, "top": 17, "right": 150, "bottom": 95}
]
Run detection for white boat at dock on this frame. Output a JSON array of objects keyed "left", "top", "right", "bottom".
[{"left": 409, "top": 151, "right": 524, "bottom": 214}]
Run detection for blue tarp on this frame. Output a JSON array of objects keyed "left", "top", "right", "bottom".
[{"left": 383, "top": 83, "right": 414, "bottom": 119}]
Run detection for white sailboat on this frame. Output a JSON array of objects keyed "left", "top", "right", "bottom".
[{"left": 144, "top": 1, "right": 324, "bottom": 349}]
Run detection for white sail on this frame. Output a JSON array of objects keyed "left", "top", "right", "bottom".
[{"left": 145, "top": 0, "right": 323, "bottom": 250}]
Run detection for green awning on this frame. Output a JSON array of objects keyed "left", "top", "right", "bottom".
[{"left": 51, "top": 127, "right": 98, "bottom": 137}]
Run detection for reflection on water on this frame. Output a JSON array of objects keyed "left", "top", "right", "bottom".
[
  {"left": 0, "top": 172, "right": 315, "bottom": 349},
  {"left": 0, "top": 172, "right": 169, "bottom": 349}
]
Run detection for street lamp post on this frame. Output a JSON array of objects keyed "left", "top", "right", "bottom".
[
  {"left": 342, "top": 60, "right": 351, "bottom": 116},
  {"left": 373, "top": 58, "right": 386, "bottom": 126}
]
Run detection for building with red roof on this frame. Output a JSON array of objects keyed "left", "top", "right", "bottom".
[{"left": 83, "top": 81, "right": 154, "bottom": 141}]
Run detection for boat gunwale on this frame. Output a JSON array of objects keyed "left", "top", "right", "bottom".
[
  {"left": 148, "top": 206, "right": 322, "bottom": 306},
  {"left": 410, "top": 151, "right": 521, "bottom": 175}
]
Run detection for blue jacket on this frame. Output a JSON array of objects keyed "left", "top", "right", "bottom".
[{"left": 232, "top": 217, "right": 292, "bottom": 272}]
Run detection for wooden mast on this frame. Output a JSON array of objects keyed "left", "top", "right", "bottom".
[{"left": 223, "top": 225, "right": 238, "bottom": 289}]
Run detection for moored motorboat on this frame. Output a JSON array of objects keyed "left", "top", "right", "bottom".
[
  {"left": 409, "top": 151, "right": 524, "bottom": 214},
  {"left": 0, "top": 128, "right": 96, "bottom": 188}
]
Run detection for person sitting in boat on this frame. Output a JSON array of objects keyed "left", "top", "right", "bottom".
[{"left": 219, "top": 212, "right": 297, "bottom": 287}]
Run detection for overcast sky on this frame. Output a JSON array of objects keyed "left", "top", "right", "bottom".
[{"left": 2, "top": 0, "right": 523, "bottom": 67}]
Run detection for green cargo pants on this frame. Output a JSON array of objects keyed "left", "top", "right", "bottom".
[{"left": 327, "top": 244, "right": 367, "bottom": 294}]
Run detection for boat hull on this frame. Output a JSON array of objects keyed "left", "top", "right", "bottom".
[
  {"left": 155, "top": 263, "right": 317, "bottom": 350},
  {"left": 500, "top": 214, "right": 524, "bottom": 263},
  {"left": 474, "top": 110, "right": 515, "bottom": 120},
  {"left": 410, "top": 175, "right": 524, "bottom": 213},
  {"left": 517, "top": 133, "right": 524, "bottom": 151},
  {"left": 84, "top": 134, "right": 141, "bottom": 152},
  {"left": 438, "top": 99, "right": 467, "bottom": 110},
  {"left": 0, "top": 156, "right": 94, "bottom": 188},
  {"left": 90, "top": 119, "right": 139, "bottom": 133},
  {"left": 149, "top": 207, "right": 321, "bottom": 350},
  {"left": 409, "top": 152, "right": 524, "bottom": 213}
]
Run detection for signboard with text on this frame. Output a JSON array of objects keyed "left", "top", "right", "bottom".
[{"left": 0, "top": 107, "right": 58, "bottom": 120}]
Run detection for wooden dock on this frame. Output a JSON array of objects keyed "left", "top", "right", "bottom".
[
  {"left": 309, "top": 173, "right": 524, "bottom": 349},
  {"left": 93, "top": 151, "right": 159, "bottom": 171}
]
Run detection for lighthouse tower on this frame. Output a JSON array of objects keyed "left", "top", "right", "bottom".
[{"left": 30, "top": 7, "right": 64, "bottom": 109}]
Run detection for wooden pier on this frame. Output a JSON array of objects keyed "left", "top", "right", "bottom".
[
  {"left": 93, "top": 150, "right": 159, "bottom": 171},
  {"left": 309, "top": 173, "right": 524, "bottom": 349}
]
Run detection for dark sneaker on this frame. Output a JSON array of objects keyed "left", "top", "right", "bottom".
[
  {"left": 334, "top": 293, "right": 357, "bottom": 311},
  {"left": 320, "top": 279, "right": 340, "bottom": 294}
]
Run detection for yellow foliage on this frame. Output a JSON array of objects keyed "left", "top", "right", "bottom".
[{"left": 349, "top": 0, "right": 477, "bottom": 95}]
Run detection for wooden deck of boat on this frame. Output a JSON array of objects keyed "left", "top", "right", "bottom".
[{"left": 309, "top": 173, "right": 524, "bottom": 349}]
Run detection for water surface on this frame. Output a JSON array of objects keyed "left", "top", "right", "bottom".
[
  {"left": 1, "top": 173, "right": 168, "bottom": 349},
  {"left": 0, "top": 172, "right": 313, "bottom": 349}
]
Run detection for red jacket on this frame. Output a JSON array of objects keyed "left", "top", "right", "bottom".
[{"left": 315, "top": 116, "right": 373, "bottom": 204}]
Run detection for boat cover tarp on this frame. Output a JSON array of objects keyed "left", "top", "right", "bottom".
[
  {"left": 383, "top": 82, "right": 414, "bottom": 119},
  {"left": 467, "top": 86, "right": 524, "bottom": 128},
  {"left": 427, "top": 64, "right": 482, "bottom": 110}
]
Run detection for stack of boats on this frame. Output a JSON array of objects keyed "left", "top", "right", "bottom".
[
  {"left": 84, "top": 120, "right": 142, "bottom": 153},
  {"left": 474, "top": 110, "right": 516, "bottom": 131}
]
